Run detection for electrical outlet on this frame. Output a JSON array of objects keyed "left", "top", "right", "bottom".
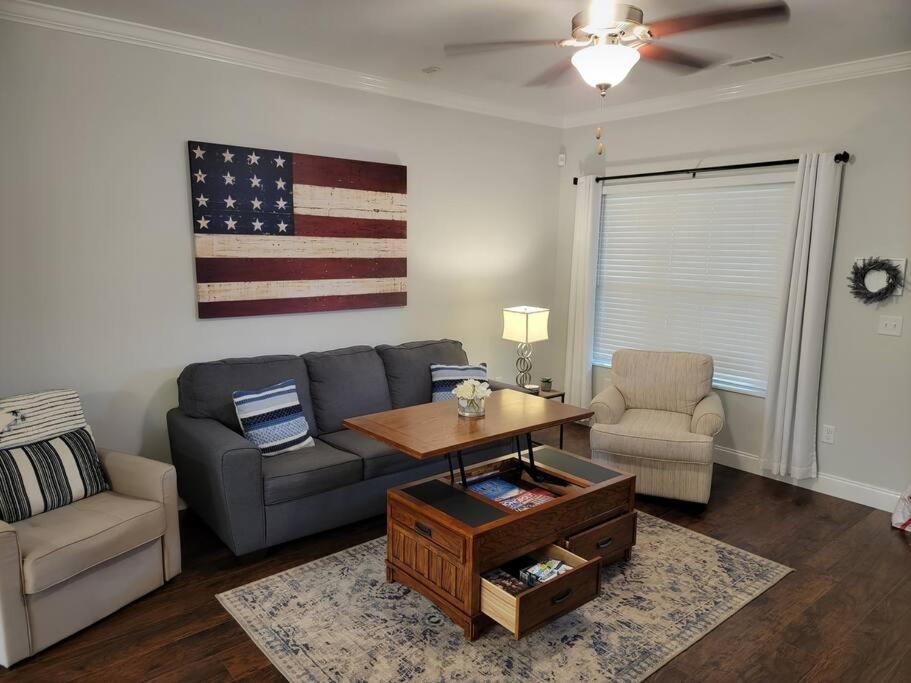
[
  {"left": 821, "top": 424, "right": 836, "bottom": 444},
  {"left": 877, "top": 315, "right": 903, "bottom": 336}
]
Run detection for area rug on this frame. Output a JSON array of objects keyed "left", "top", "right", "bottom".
[{"left": 217, "top": 513, "right": 791, "bottom": 682}]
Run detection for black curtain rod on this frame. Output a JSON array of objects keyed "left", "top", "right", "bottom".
[{"left": 572, "top": 151, "right": 850, "bottom": 185}]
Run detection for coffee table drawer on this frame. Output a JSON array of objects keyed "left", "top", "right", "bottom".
[
  {"left": 391, "top": 505, "right": 465, "bottom": 561},
  {"left": 564, "top": 511, "right": 637, "bottom": 561},
  {"left": 480, "top": 545, "right": 600, "bottom": 639}
]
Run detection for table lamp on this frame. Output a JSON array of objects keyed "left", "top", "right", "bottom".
[{"left": 502, "top": 306, "right": 549, "bottom": 387}]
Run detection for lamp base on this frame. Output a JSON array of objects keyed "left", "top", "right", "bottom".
[{"left": 515, "top": 343, "right": 533, "bottom": 387}]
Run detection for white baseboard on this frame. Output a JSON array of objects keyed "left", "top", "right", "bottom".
[{"left": 713, "top": 445, "right": 900, "bottom": 513}]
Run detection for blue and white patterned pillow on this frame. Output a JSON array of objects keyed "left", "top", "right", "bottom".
[
  {"left": 430, "top": 364, "right": 487, "bottom": 402},
  {"left": 232, "top": 380, "right": 314, "bottom": 456}
]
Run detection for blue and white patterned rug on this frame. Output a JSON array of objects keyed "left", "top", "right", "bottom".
[{"left": 217, "top": 513, "right": 791, "bottom": 682}]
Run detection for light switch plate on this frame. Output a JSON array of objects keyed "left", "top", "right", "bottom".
[
  {"left": 877, "top": 315, "right": 903, "bottom": 336},
  {"left": 821, "top": 424, "right": 835, "bottom": 444}
]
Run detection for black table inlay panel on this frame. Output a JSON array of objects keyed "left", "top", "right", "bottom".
[
  {"left": 404, "top": 479, "right": 506, "bottom": 527},
  {"left": 534, "top": 447, "right": 624, "bottom": 483}
]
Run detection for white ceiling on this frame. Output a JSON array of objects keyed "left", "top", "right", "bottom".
[{"left": 20, "top": 0, "right": 911, "bottom": 120}]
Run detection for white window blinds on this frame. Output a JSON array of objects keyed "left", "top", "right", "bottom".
[{"left": 593, "top": 171, "right": 795, "bottom": 396}]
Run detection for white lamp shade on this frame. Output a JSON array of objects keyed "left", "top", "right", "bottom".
[
  {"left": 502, "top": 306, "right": 549, "bottom": 344},
  {"left": 571, "top": 43, "right": 640, "bottom": 89}
]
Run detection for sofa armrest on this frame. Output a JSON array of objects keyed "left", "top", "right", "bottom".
[
  {"left": 98, "top": 449, "right": 181, "bottom": 580},
  {"left": 166, "top": 409, "right": 265, "bottom": 555},
  {"left": 591, "top": 385, "right": 626, "bottom": 425},
  {"left": 0, "top": 521, "right": 29, "bottom": 667},
  {"left": 691, "top": 392, "right": 724, "bottom": 437},
  {"left": 487, "top": 379, "right": 534, "bottom": 394}
]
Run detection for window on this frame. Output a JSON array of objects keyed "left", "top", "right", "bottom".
[{"left": 593, "top": 171, "right": 795, "bottom": 396}]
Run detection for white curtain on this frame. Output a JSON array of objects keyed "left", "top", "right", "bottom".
[
  {"left": 761, "top": 153, "right": 844, "bottom": 479},
  {"left": 563, "top": 175, "right": 603, "bottom": 408}
]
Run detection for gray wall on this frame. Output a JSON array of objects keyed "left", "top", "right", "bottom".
[
  {"left": 0, "top": 21, "right": 562, "bottom": 460},
  {"left": 555, "top": 71, "right": 911, "bottom": 505}
]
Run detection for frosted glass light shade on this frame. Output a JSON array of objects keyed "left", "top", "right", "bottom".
[
  {"left": 502, "top": 306, "right": 549, "bottom": 344},
  {"left": 571, "top": 43, "right": 640, "bottom": 89}
]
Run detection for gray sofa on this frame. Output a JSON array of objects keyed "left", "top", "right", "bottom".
[{"left": 167, "top": 339, "right": 517, "bottom": 555}]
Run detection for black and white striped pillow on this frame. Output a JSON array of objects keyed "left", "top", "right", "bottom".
[
  {"left": 0, "top": 427, "right": 109, "bottom": 523},
  {"left": 0, "top": 390, "right": 110, "bottom": 523}
]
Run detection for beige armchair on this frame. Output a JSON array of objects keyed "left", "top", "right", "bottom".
[
  {"left": 0, "top": 448, "right": 180, "bottom": 668},
  {"left": 590, "top": 349, "right": 724, "bottom": 504}
]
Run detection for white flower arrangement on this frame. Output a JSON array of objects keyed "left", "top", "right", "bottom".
[{"left": 452, "top": 379, "right": 492, "bottom": 401}]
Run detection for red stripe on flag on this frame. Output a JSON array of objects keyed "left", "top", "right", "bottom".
[
  {"left": 198, "top": 292, "right": 406, "bottom": 318},
  {"left": 292, "top": 154, "right": 406, "bottom": 194},
  {"left": 293, "top": 215, "right": 406, "bottom": 239},
  {"left": 195, "top": 257, "right": 407, "bottom": 282}
]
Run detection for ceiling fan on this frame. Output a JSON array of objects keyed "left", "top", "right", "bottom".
[{"left": 444, "top": 1, "right": 790, "bottom": 95}]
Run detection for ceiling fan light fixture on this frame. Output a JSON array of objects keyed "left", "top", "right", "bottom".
[{"left": 570, "top": 43, "right": 640, "bottom": 91}]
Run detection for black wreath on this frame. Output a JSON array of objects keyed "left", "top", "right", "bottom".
[{"left": 847, "top": 257, "right": 904, "bottom": 304}]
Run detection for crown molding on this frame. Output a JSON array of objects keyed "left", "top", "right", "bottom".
[
  {"left": 0, "top": 0, "right": 564, "bottom": 128},
  {"left": 561, "top": 50, "right": 911, "bottom": 128},
  {"left": 2, "top": 0, "right": 910, "bottom": 131}
]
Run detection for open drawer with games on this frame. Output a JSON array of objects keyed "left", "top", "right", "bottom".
[{"left": 479, "top": 544, "right": 601, "bottom": 639}]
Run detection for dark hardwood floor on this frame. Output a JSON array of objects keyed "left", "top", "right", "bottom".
[{"left": 3, "top": 424, "right": 909, "bottom": 682}]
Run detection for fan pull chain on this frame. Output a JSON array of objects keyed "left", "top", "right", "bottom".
[{"left": 595, "top": 97, "right": 605, "bottom": 156}]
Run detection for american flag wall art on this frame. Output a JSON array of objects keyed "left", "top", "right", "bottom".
[{"left": 187, "top": 141, "right": 407, "bottom": 318}]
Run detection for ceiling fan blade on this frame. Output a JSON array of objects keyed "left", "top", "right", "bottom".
[
  {"left": 444, "top": 39, "right": 562, "bottom": 56},
  {"left": 638, "top": 44, "right": 719, "bottom": 71},
  {"left": 648, "top": 1, "right": 790, "bottom": 38},
  {"left": 525, "top": 58, "right": 575, "bottom": 87}
]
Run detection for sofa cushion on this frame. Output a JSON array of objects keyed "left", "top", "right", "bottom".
[
  {"left": 611, "top": 349, "right": 713, "bottom": 416},
  {"left": 303, "top": 346, "right": 392, "bottom": 433},
  {"left": 178, "top": 355, "right": 318, "bottom": 434},
  {"left": 589, "top": 408, "right": 714, "bottom": 465},
  {"left": 233, "top": 379, "right": 315, "bottom": 455},
  {"left": 14, "top": 491, "right": 165, "bottom": 594},
  {"left": 376, "top": 340, "right": 468, "bottom": 408},
  {"left": 262, "top": 440, "right": 362, "bottom": 504},
  {"left": 319, "top": 429, "right": 416, "bottom": 479}
]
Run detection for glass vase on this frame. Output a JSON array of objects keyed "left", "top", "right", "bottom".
[{"left": 457, "top": 397, "right": 485, "bottom": 418}]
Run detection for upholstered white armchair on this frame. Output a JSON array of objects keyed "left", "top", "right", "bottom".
[
  {"left": 0, "top": 442, "right": 180, "bottom": 668},
  {"left": 590, "top": 349, "right": 725, "bottom": 504}
]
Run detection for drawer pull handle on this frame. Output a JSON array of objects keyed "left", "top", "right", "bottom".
[
  {"left": 551, "top": 589, "right": 572, "bottom": 605},
  {"left": 596, "top": 537, "right": 614, "bottom": 549},
  {"left": 414, "top": 522, "right": 433, "bottom": 538}
]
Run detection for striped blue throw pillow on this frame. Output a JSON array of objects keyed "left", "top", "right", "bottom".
[
  {"left": 232, "top": 380, "right": 314, "bottom": 456},
  {"left": 430, "top": 363, "right": 487, "bottom": 402}
]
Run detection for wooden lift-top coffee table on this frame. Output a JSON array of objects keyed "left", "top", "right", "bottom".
[{"left": 344, "top": 390, "right": 637, "bottom": 640}]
